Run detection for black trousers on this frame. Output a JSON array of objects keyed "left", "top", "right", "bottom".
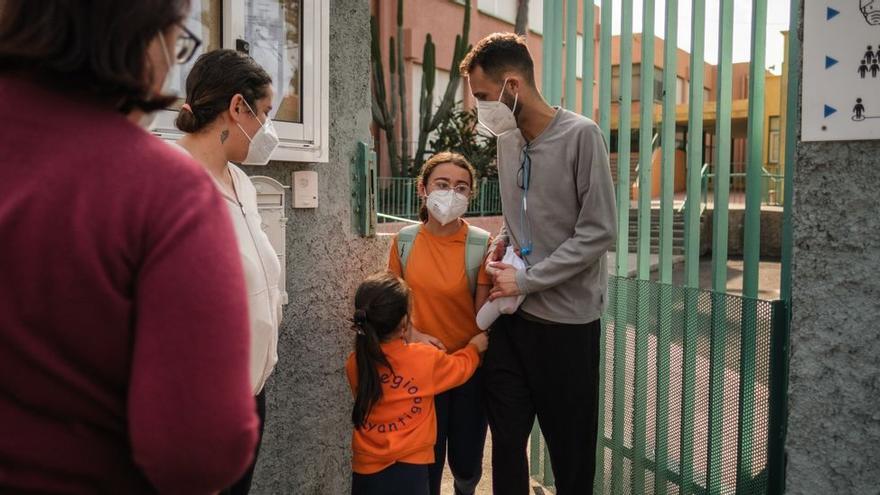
[
  {"left": 221, "top": 390, "right": 266, "bottom": 495},
  {"left": 352, "top": 462, "right": 429, "bottom": 495},
  {"left": 483, "top": 313, "right": 601, "bottom": 495},
  {"left": 428, "top": 368, "right": 488, "bottom": 495}
]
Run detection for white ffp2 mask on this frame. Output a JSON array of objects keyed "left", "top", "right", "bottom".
[
  {"left": 236, "top": 98, "right": 280, "bottom": 165},
  {"left": 475, "top": 78, "right": 518, "bottom": 137},
  {"left": 426, "top": 189, "right": 470, "bottom": 226}
]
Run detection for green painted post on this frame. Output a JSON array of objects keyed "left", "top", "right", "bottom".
[
  {"left": 683, "top": 0, "right": 705, "bottom": 289},
  {"left": 598, "top": 0, "right": 613, "bottom": 143},
  {"left": 712, "top": 0, "right": 734, "bottom": 294},
  {"left": 542, "top": 0, "right": 554, "bottom": 100},
  {"left": 565, "top": 0, "right": 578, "bottom": 110},
  {"left": 780, "top": 0, "right": 800, "bottom": 302},
  {"left": 553, "top": 0, "right": 565, "bottom": 106},
  {"left": 654, "top": 2, "right": 678, "bottom": 493},
  {"left": 615, "top": 0, "right": 633, "bottom": 278},
  {"left": 743, "top": 0, "right": 767, "bottom": 299},
  {"left": 630, "top": 1, "right": 656, "bottom": 492},
  {"left": 767, "top": 299, "right": 791, "bottom": 493},
  {"left": 596, "top": 4, "right": 612, "bottom": 489},
  {"left": 611, "top": 2, "right": 634, "bottom": 494},
  {"left": 705, "top": 2, "right": 734, "bottom": 492},
  {"left": 582, "top": 0, "right": 595, "bottom": 118},
  {"left": 680, "top": 1, "right": 705, "bottom": 492},
  {"left": 736, "top": 1, "right": 767, "bottom": 486},
  {"left": 636, "top": 0, "right": 655, "bottom": 281},
  {"left": 658, "top": 0, "right": 677, "bottom": 286}
]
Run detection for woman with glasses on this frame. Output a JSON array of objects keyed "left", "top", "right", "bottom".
[
  {"left": 386, "top": 152, "right": 492, "bottom": 495},
  {"left": 174, "top": 49, "right": 283, "bottom": 495},
  {"left": 0, "top": 2, "right": 258, "bottom": 494}
]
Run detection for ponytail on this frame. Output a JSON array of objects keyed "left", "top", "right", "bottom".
[{"left": 350, "top": 273, "right": 410, "bottom": 428}]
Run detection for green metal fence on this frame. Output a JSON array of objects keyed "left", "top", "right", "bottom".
[
  {"left": 376, "top": 176, "right": 502, "bottom": 221},
  {"left": 528, "top": 0, "right": 796, "bottom": 492}
]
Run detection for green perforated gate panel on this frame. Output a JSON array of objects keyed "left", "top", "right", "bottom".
[{"left": 529, "top": 276, "right": 789, "bottom": 495}]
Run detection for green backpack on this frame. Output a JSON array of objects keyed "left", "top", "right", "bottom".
[{"left": 396, "top": 224, "right": 491, "bottom": 295}]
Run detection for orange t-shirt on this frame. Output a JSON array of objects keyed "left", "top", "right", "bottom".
[
  {"left": 388, "top": 221, "right": 491, "bottom": 352},
  {"left": 346, "top": 340, "right": 480, "bottom": 474}
]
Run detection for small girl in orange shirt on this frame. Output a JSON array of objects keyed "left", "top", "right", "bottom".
[{"left": 346, "top": 272, "right": 488, "bottom": 495}]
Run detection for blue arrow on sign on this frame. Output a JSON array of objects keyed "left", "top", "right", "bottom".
[
  {"left": 827, "top": 7, "right": 840, "bottom": 20},
  {"left": 826, "top": 56, "right": 838, "bottom": 69},
  {"left": 824, "top": 105, "right": 837, "bottom": 118}
]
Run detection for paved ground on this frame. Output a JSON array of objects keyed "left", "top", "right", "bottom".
[{"left": 439, "top": 432, "right": 553, "bottom": 495}]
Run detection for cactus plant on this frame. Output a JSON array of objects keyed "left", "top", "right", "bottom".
[{"left": 371, "top": 0, "right": 472, "bottom": 177}]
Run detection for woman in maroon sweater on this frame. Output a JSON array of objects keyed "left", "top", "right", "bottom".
[{"left": 0, "top": 1, "right": 259, "bottom": 493}]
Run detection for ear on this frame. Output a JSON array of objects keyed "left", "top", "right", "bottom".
[
  {"left": 507, "top": 76, "right": 522, "bottom": 94},
  {"left": 417, "top": 181, "right": 427, "bottom": 199},
  {"left": 227, "top": 94, "right": 245, "bottom": 123}
]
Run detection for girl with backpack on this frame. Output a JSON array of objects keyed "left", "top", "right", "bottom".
[
  {"left": 387, "top": 152, "right": 493, "bottom": 495},
  {"left": 346, "top": 272, "right": 488, "bottom": 495}
]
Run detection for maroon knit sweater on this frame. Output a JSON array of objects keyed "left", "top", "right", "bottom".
[{"left": 0, "top": 76, "right": 258, "bottom": 494}]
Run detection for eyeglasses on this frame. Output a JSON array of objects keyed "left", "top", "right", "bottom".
[
  {"left": 430, "top": 179, "right": 471, "bottom": 196},
  {"left": 174, "top": 24, "right": 202, "bottom": 64},
  {"left": 517, "top": 145, "right": 531, "bottom": 190}
]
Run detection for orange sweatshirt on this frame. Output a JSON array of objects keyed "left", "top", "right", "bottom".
[{"left": 345, "top": 339, "right": 480, "bottom": 474}]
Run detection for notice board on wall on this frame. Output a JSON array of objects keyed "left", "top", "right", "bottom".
[{"left": 803, "top": 1, "right": 880, "bottom": 141}]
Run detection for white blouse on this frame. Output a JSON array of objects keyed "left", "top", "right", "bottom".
[{"left": 175, "top": 145, "right": 282, "bottom": 395}]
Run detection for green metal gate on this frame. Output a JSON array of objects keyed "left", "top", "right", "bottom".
[{"left": 529, "top": 0, "right": 798, "bottom": 493}]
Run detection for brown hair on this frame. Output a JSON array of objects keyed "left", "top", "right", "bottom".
[
  {"left": 0, "top": 0, "right": 190, "bottom": 113},
  {"left": 417, "top": 151, "right": 477, "bottom": 223},
  {"left": 459, "top": 32, "right": 536, "bottom": 86},
  {"left": 175, "top": 49, "right": 273, "bottom": 133},
  {"left": 351, "top": 272, "right": 410, "bottom": 428}
]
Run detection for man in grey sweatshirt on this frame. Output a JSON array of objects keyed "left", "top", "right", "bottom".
[{"left": 461, "top": 33, "right": 617, "bottom": 495}]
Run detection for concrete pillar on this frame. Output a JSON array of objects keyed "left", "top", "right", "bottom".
[
  {"left": 244, "top": 0, "right": 391, "bottom": 492},
  {"left": 787, "top": 3, "right": 880, "bottom": 491}
]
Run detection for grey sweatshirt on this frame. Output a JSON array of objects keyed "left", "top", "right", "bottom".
[{"left": 496, "top": 108, "right": 617, "bottom": 324}]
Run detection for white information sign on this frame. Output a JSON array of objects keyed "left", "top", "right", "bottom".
[{"left": 803, "top": 1, "right": 880, "bottom": 141}]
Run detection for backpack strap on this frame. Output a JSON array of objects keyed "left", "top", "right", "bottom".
[
  {"left": 396, "top": 224, "right": 421, "bottom": 276},
  {"left": 464, "top": 225, "right": 491, "bottom": 295}
]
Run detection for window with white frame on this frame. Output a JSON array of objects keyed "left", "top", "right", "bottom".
[
  {"left": 150, "top": 0, "right": 330, "bottom": 163},
  {"left": 478, "top": 0, "right": 517, "bottom": 23},
  {"left": 576, "top": 34, "right": 584, "bottom": 78}
]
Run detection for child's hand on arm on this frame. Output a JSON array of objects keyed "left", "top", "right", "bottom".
[{"left": 468, "top": 332, "right": 489, "bottom": 354}]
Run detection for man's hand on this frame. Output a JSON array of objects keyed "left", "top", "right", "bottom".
[
  {"left": 488, "top": 262, "right": 521, "bottom": 301},
  {"left": 406, "top": 325, "right": 447, "bottom": 352}
]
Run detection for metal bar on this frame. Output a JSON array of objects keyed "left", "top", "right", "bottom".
[
  {"left": 615, "top": 0, "right": 634, "bottom": 278},
  {"left": 553, "top": 0, "right": 565, "bottom": 105},
  {"left": 705, "top": 2, "right": 734, "bottom": 491},
  {"left": 736, "top": 296, "right": 759, "bottom": 489},
  {"left": 743, "top": 0, "right": 767, "bottom": 299},
  {"left": 611, "top": 288, "right": 627, "bottom": 494},
  {"left": 683, "top": 0, "right": 706, "bottom": 289},
  {"left": 542, "top": 0, "right": 554, "bottom": 100},
  {"left": 630, "top": 0, "right": 656, "bottom": 491},
  {"left": 712, "top": 0, "right": 734, "bottom": 294},
  {"left": 636, "top": 0, "right": 655, "bottom": 281},
  {"left": 565, "top": 0, "right": 578, "bottom": 110},
  {"left": 680, "top": 1, "right": 706, "bottom": 492},
  {"left": 658, "top": 0, "right": 678, "bottom": 286},
  {"left": 582, "top": 0, "right": 595, "bottom": 118},
  {"left": 598, "top": 0, "right": 613, "bottom": 143},
  {"left": 377, "top": 212, "right": 420, "bottom": 224},
  {"left": 780, "top": 0, "right": 800, "bottom": 302},
  {"left": 767, "top": 299, "right": 791, "bottom": 493}
]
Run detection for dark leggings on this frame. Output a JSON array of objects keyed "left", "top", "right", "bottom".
[
  {"left": 221, "top": 390, "right": 266, "bottom": 495},
  {"left": 352, "top": 462, "right": 429, "bottom": 495}
]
